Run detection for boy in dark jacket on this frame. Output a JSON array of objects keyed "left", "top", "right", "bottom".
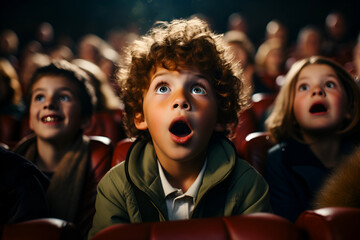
[{"left": 89, "top": 17, "right": 271, "bottom": 239}]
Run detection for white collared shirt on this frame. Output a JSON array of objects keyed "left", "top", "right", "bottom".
[{"left": 158, "top": 160, "right": 207, "bottom": 220}]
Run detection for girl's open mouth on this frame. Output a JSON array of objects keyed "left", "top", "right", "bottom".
[{"left": 309, "top": 103, "right": 328, "bottom": 114}]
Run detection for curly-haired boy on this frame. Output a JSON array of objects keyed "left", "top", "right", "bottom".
[{"left": 89, "top": 17, "right": 271, "bottom": 238}]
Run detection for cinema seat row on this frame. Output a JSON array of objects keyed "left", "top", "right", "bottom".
[{"left": 1, "top": 207, "right": 359, "bottom": 240}]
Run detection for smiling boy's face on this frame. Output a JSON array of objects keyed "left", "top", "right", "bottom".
[
  {"left": 29, "top": 75, "right": 90, "bottom": 143},
  {"left": 134, "top": 67, "right": 220, "bottom": 164}
]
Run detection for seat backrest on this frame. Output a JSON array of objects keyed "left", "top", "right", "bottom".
[
  {"left": 112, "top": 138, "right": 134, "bottom": 167},
  {"left": 231, "top": 108, "right": 257, "bottom": 158},
  {"left": 89, "top": 135, "right": 113, "bottom": 182},
  {"left": 19, "top": 114, "right": 32, "bottom": 141},
  {"left": 0, "top": 142, "right": 9, "bottom": 150},
  {"left": 1, "top": 218, "right": 80, "bottom": 240},
  {"left": 224, "top": 213, "right": 302, "bottom": 240},
  {"left": 251, "top": 93, "right": 276, "bottom": 123},
  {"left": 242, "top": 132, "right": 274, "bottom": 175},
  {"left": 0, "top": 114, "right": 22, "bottom": 147},
  {"left": 84, "top": 109, "right": 126, "bottom": 143},
  {"left": 77, "top": 136, "right": 113, "bottom": 238},
  {"left": 91, "top": 213, "right": 302, "bottom": 240},
  {"left": 296, "top": 207, "right": 360, "bottom": 240}
]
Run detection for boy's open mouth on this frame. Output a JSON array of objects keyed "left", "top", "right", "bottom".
[
  {"left": 309, "top": 103, "right": 328, "bottom": 114},
  {"left": 170, "top": 120, "right": 192, "bottom": 137},
  {"left": 169, "top": 117, "right": 193, "bottom": 144},
  {"left": 41, "top": 114, "right": 64, "bottom": 123}
]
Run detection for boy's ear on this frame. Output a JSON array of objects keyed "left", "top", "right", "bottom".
[
  {"left": 81, "top": 116, "right": 92, "bottom": 130},
  {"left": 134, "top": 113, "right": 148, "bottom": 130}
]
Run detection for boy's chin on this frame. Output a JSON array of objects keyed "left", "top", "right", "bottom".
[{"left": 38, "top": 131, "right": 81, "bottom": 144}]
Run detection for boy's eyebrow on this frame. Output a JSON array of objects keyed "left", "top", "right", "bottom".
[
  {"left": 152, "top": 72, "right": 207, "bottom": 80},
  {"left": 193, "top": 73, "right": 207, "bottom": 80},
  {"left": 151, "top": 71, "right": 168, "bottom": 80}
]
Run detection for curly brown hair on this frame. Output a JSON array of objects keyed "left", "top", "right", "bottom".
[{"left": 118, "top": 17, "right": 248, "bottom": 139}]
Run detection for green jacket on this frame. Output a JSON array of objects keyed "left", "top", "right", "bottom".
[{"left": 89, "top": 136, "right": 271, "bottom": 239}]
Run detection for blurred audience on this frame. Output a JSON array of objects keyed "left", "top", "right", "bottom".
[
  {"left": 18, "top": 52, "right": 51, "bottom": 95},
  {"left": 227, "top": 12, "right": 248, "bottom": 34},
  {"left": 344, "top": 32, "right": 360, "bottom": 86},
  {"left": 50, "top": 45, "right": 75, "bottom": 61},
  {"left": 0, "top": 29, "right": 19, "bottom": 69},
  {"left": 71, "top": 58, "right": 121, "bottom": 112},
  {"left": 322, "top": 12, "right": 355, "bottom": 65},
  {"left": 264, "top": 19, "right": 288, "bottom": 48},
  {"left": 223, "top": 30, "right": 257, "bottom": 95},
  {"left": 71, "top": 58, "right": 125, "bottom": 143},
  {"left": 0, "top": 58, "right": 25, "bottom": 145},
  {"left": 36, "top": 22, "right": 55, "bottom": 55},
  {"left": 0, "top": 58, "right": 24, "bottom": 119},
  {"left": 254, "top": 38, "right": 287, "bottom": 94},
  {"left": 77, "top": 34, "right": 105, "bottom": 65},
  {"left": 286, "top": 25, "right": 323, "bottom": 69}
]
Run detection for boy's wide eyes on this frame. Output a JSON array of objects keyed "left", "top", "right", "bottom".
[
  {"left": 58, "top": 95, "right": 70, "bottom": 101},
  {"left": 191, "top": 85, "right": 207, "bottom": 95},
  {"left": 34, "top": 94, "right": 45, "bottom": 102},
  {"left": 32, "top": 93, "right": 71, "bottom": 102},
  {"left": 155, "top": 84, "right": 207, "bottom": 95},
  {"left": 156, "top": 85, "right": 170, "bottom": 94}
]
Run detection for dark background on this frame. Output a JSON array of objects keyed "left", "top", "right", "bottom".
[{"left": 1, "top": 0, "right": 360, "bottom": 50}]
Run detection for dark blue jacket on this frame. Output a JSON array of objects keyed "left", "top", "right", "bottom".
[
  {"left": 0, "top": 147, "right": 49, "bottom": 224},
  {"left": 264, "top": 139, "right": 332, "bottom": 222}
]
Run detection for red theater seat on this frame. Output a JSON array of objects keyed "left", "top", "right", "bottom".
[
  {"left": 251, "top": 93, "right": 276, "bottom": 123},
  {"left": 0, "top": 114, "right": 22, "bottom": 148},
  {"left": 77, "top": 136, "right": 113, "bottom": 238},
  {"left": 84, "top": 109, "right": 126, "bottom": 143},
  {"left": 241, "top": 132, "right": 274, "bottom": 175},
  {"left": 91, "top": 213, "right": 302, "bottom": 240},
  {"left": 112, "top": 138, "right": 134, "bottom": 167},
  {"left": 296, "top": 207, "right": 360, "bottom": 240},
  {"left": 1, "top": 218, "right": 80, "bottom": 240},
  {"left": 231, "top": 108, "right": 257, "bottom": 158}
]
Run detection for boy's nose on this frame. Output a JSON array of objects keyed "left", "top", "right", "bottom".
[
  {"left": 173, "top": 101, "right": 190, "bottom": 110},
  {"left": 172, "top": 90, "right": 191, "bottom": 110},
  {"left": 43, "top": 99, "right": 59, "bottom": 110}
]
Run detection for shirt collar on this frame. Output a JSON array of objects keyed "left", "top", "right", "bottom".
[{"left": 158, "top": 159, "right": 207, "bottom": 199}]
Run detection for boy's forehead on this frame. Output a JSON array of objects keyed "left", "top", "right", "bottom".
[
  {"left": 33, "top": 75, "right": 79, "bottom": 91},
  {"left": 151, "top": 65, "right": 206, "bottom": 80}
]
